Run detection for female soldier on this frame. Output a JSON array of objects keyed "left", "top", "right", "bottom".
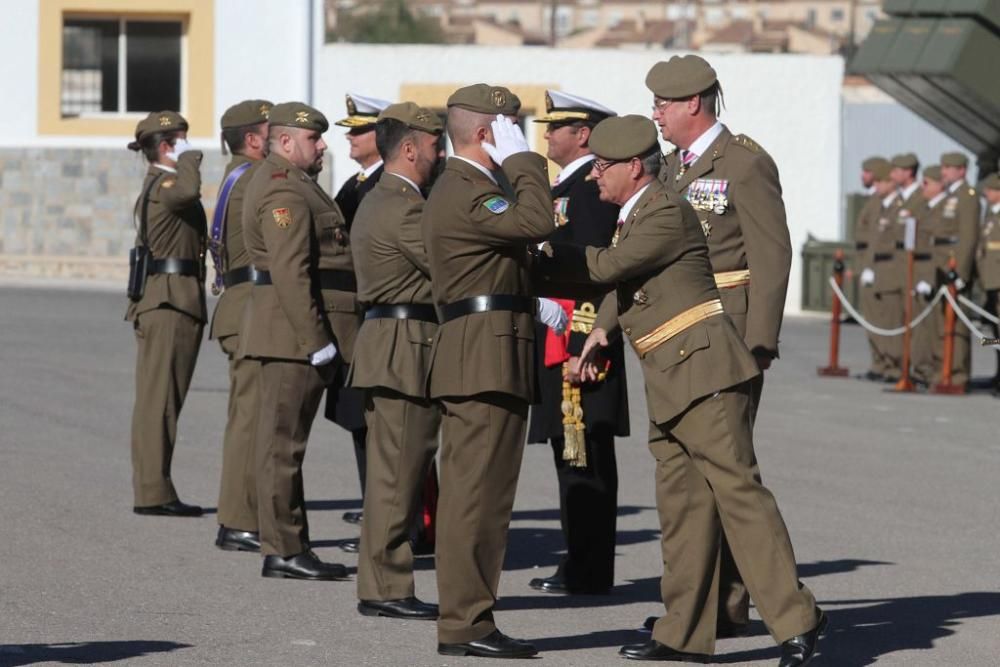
[{"left": 126, "top": 111, "right": 207, "bottom": 517}]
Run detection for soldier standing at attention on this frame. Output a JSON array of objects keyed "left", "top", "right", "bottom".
[
  {"left": 239, "top": 102, "right": 354, "bottom": 581},
  {"left": 527, "top": 90, "right": 629, "bottom": 597},
  {"left": 977, "top": 174, "right": 1000, "bottom": 396},
  {"left": 348, "top": 102, "right": 445, "bottom": 621},
  {"left": 912, "top": 166, "right": 947, "bottom": 387},
  {"left": 543, "top": 114, "right": 825, "bottom": 667},
  {"left": 328, "top": 92, "right": 391, "bottom": 534},
  {"left": 648, "top": 54, "right": 792, "bottom": 638},
  {"left": 423, "top": 84, "right": 567, "bottom": 659},
  {"left": 855, "top": 157, "right": 892, "bottom": 381},
  {"left": 126, "top": 111, "right": 206, "bottom": 518},
  {"left": 934, "top": 152, "right": 981, "bottom": 389},
  {"left": 207, "top": 99, "right": 272, "bottom": 552}
]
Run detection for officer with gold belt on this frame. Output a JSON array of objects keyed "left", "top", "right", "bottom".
[
  {"left": 207, "top": 99, "right": 272, "bottom": 552},
  {"left": 126, "top": 111, "right": 206, "bottom": 518},
  {"left": 542, "top": 115, "right": 825, "bottom": 667},
  {"left": 347, "top": 102, "right": 444, "bottom": 620},
  {"left": 649, "top": 54, "right": 792, "bottom": 638},
  {"left": 977, "top": 174, "right": 1000, "bottom": 396},
  {"left": 239, "top": 102, "right": 355, "bottom": 581},
  {"left": 912, "top": 165, "right": 947, "bottom": 386},
  {"left": 423, "top": 84, "right": 567, "bottom": 659},
  {"left": 863, "top": 163, "right": 904, "bottom": 382},
  {"left": 855, "top": 156, "right": 892, "bottom": 381}
]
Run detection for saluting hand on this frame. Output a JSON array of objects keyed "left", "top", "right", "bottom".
[
  {"left": 574, "top": 327, "right": 609, "bottom": 383},
  {"left": 481, "top": 114, "right": 530, "bottom": 166}
]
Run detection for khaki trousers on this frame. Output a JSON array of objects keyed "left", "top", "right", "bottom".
[
  {"left": 255, "top": 359, "right": 328, "bottom": 557},
  {"left": 870, "top": 289, "right": 904, "bottom": 379},
  {"left": 932, "top": 298, "right": 972, "bottom": 386},
  {"left": 910, "top": 292, "right": 938, "bottom": 384},
  {"left": 131, "top": 307, "right": 203, "bottom": 507},
  {"left": 217, "top": 335, "right": 260, "bottom": 531},
  {"left": 435, "top": 392, "right": 528, "bottom": 644},
  {"left": 357, "top": 388, "right": 440, "bottom": 601},
  {"left": 648, "top": 384, "right": 818, "bottom": 656}
]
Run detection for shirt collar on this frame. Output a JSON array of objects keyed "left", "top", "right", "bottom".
[
  {"left": 362, "top": 160, "right": 383, "bottom": 179},
  {"left": 901, "top": 181, "right": 920, "bottom": 201},
  {"left": 386, "top": 171, "right": 422, "bottom": 196},
  {"left": 685, "top": 120, "right": 724, "bottom": 159},
  {"left": 154, "top": 163, "right": 177, "bottom": 174},
  {"left": 619, "top": 183, "right": 653, "bottom": 222},
  {"left": 992, "top": 202, "right": 1000, "bottom": 215},
  {"left": 882, "top": 191, "right": 899, "bottom": 208},
  {"left": 453, "top": 155, "right": 498, "bottom": 185},
  {"left": 928, "top": 192, "right": 947, "bottom": 209},
  {"left": 948, "top": 179, "right": 964, "bottom": 194},
  {"left": 556, "top": 154, "right": 595, "bottom": 183}
]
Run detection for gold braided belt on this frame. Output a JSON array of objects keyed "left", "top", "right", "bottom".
[
  {"left": 714, "top": 269, "right": 751, "bottom": 289},
  {"left": 632, "top": 299, "right": 724, "bottom": 357}
]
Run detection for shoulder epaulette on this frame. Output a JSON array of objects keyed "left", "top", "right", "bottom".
[{"left": 732, "top": 134, "right": 762, "bottom": 153}]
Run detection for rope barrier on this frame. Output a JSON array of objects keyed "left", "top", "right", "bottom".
[
  {"left": 941, "top": 289, "right": 995, "bottom": 344},
  {"left": 827, "top": 277, "right": 943, "bottom": 337},
  {"left": 957, "top": 294, "right": 1000, "bottom": 326}
]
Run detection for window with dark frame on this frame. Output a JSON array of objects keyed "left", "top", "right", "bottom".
[{"left": 61, "top": 18, "right": 182, "bottom": 118}]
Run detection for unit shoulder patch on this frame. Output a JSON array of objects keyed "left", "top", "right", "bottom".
[
  {"left": 482, "top": 196, "right": 510, "bottom": 214},
  {"left": 272, "top": 207, "right": 292, "bottom": 228}
]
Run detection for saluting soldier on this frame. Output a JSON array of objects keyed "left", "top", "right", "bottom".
[
  {"left": 126, "top": 111, "right": 206, "bottom": 518},
  {"left": 328, "top": 92, "right": 391, "bottom": 531},
  {"left": 423, "top": 84, "right": 567, "bottom": 659},
  {"left": 542, "top": 115, "right": 825, "bottom": 666},
  {"left": 239, "top": 102, "right": 355, "bottom": 581},
  {"left": 933, "top": 152, "right": 982, "bottom": 388},
  {"left": 348, "top": 102, "right": 445, "bottom": 621},
  {"left": 977, "top": 174, "right": 1000, "bottom": 396},
  {"left": 207, "top": 99, "right": 272, "bottom": 552},
  {"left": 648, "top": 54, "right": 792, "bottom": 637},
  {"left": 864, "top": 162, "right": 905, "bottom": 382},
  {"left": 855, "top": 156, "right": 892, "bottom": 381},
  {"left": 527, "top": 90, "right": 629, "bottom": 597},
  {"left": 912, "top": 166, "right": 947, "bottom": 387}
]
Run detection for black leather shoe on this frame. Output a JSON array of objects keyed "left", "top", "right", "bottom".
[
  {"left": 261, "top": 550, "right": 348, "bottom": 581},
  {"left": 642, "top": 615, "right": 749, "bottom": 639},
  {"left": 339, "top": 537, "right": 359, "bottom": 553},
  {"left": 358, "top": 597, "right": 438, "bottom": 620},
  {"left": 215, "top": 526, "right": 260, "bottom": 552},
  {"left": 619, "top": 640, "right": 710, "bottom": 662},
  {"left": 529, "top": 574, "right": 569, "bottom": 595},
  {"left": 133, "top": 500, "right": 203, "bottom": 517},
  {"left": 860, "top": 371, "right": 884, "bottom": 382},
  {"left": 778, "top": 611, "right": 828, "bottom": 667},
  {"left": 343, "top": 510, "right": 363, "bottom": 525},
  {"left": 438, "top": 630, "right": 537, "bottom": 658}
]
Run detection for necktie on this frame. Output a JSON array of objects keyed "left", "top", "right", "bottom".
[{"left": 677, "top": 150, "right": 697, "bottom": 180}]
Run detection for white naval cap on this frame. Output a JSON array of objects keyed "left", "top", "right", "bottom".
[
  {"left": 534, "top": 90, "right": 617, "bottom": 124},
  {"left": 335, "top": 92, "right": 394, "bottom": 128}
]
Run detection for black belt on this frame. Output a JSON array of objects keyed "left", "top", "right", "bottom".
[
  {"left": 914, "top": 253, "right": 932, "bottom": 261},
  {"left": 438, "top": 294, "right": 536, "bottom": 324},
  {"left": 855, "top": 242, "right": 869, "bottom": 250},
  {"left": 149, "top": 258, "right": 200, "bottom": 277},
  {"left": 223, "top": 265, "right": 263, "bottom": 288},
  {"left": 874, "top": 253, "right": 894, "bottom": 262},
  {"left": 933, "top": 237, "right": 959, "bottom": 246},
  {"left": 364, "top": 303, "right": 438, "bottom": 324},
  {"left": 249, "top": 269, "right": 273, "bottom": 285},
  {"left": 318, "top": 269, "right": 357, "bottom": 292}
]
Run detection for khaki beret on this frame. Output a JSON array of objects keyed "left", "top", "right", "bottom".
[
  {"left": 941, "top": 151, "right": 968, "bottom": 167},
  {"left": 890, "top": 152, "right": 919, "bottom": 169},
  {"left": 861, "top": 156, "right": 888, "bottom": 172},
  {"left": 221, "top": 99, "right": 273, "bottom": 129},
  {"left": 268, "top": 102, "right": 329, "bottom": 133},
  {"left": 447, "top": 84, "right": 521, "bottom": 115},
  {"left": 378, "top": 102, "right": 443, "bottom": 134},
  {"left": 133, "top": 110, "right": 187, "bottom": 143},
  {"left": 645, "top": 55, "right": 718, "bottom": 99},
  {"left": 982, "top": 173, "right": 1000, "bottom": 191},
  {"left": 589, "top": 115, "right": 659, "bottom": 161},
  {"left": 922, "top": 165, "right": 942, "bottom": 182},
  {"left": 870, "top": 160, "right": 892, "bottom": 181}
]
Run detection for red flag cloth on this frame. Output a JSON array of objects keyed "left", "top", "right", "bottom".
[{"left": 543, "top": 298, "right": 576, "bottom": 368}]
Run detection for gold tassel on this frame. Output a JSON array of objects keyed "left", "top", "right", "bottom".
[{"left": 560, "top": 362, "right": 587, "bottom": 468}]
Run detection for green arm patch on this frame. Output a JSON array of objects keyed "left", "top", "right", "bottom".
[{"left": 482, "top": 196, "right": 510, "bottom": 214}]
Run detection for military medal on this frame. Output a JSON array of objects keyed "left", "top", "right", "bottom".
[{"left": 553, "top": 197, "right": 570, "bottom": 227}]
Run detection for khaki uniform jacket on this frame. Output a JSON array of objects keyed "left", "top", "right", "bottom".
[
  {"left": 913, "top": 198, "right": 941, "bottom": 287},
  {"left": 935, "top": 182, "right": 981, "bottom": 285},
  {"left": 871, "top": 195, "right": 904, "bottom": 292},
  {"left": 209, "top": 155, "right": 261, "bottom": 340},
  {"left": 977, "top": 205, "right": 1000, "bottom": 291},
  {"left": 548, "top": 181, "right": 760, "bottom": 425},
  {"left": 126, "top": 151, "right": 207, "bottom": 323},
  {"left": 347, "top": 173, "right": 436, "bottom": 398},
  {"left": 423, "top": 154, "right": 553, "bottom": 401},
  {"left": 239, "top": 153, "right": 359, "bottom": 362},
  {"left": 854, "top": 194, "right": 881, "bottom": 272},
  {"left": 659, "top": 127, "right": 791, "bottom": 358}
]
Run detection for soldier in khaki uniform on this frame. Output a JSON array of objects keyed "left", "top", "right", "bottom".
[
  {"left": 239, "top": 102, "right": 355, "bottom": 581},
  {"left": 933, "top": 152, "right": 981, "bottom": 388},
  {"left": 912, "top": 166, "right": 947, "bottom": 386},
  {"left": 977, "top": 174, "right": 1000, "bottom": 396},
  {"left": 855, "top": 157, "right": 892, "bottom": 380},
  {"left": 890, "top": 153, "right": 928, "bottom": 385},
  {"left": 648, "top": 54, "right": 792, "bottom": 637},
  {"left": 208, "top": 99, "right": 272, "bottom": 552},
  {"left": 126, "top": 111, "right": 206, "bottom": 518},
  {"left": 542, "top": 115, "right": 824, "bottom": 666},
  {"left": 347, "top": 102, "right": 444, "bottom": 620},
  {"left": 423, "top": 84, "right": 567, "bottom": 659}
]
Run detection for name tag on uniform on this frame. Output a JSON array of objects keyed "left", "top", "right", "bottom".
[
  {"left": 686, "top": 178, "right": 729, "bottom": 215},
  {"left": 553, "top": 197, "right": 569, "bottom": 227}
]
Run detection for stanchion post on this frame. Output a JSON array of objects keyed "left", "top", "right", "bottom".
[
  {"left": 818, "top": 249, "right": 849, "bottom": 377},
  {"left": 933, "top": 256, "right": 965, "bottom": 395}
]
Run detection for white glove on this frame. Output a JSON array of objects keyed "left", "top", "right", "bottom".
[
  {"left": 165, "top": 138, "right": 193, "bottom": 161},
  {"left": 481, "top": 114, "right": 530, "bottom": 166},
  {"left": 537, "top": 298, "right": 568, "bottom": 336},
  {"left": 915, "top": 280, "right": 932, "bottom": 296},
  {"left": 860, "top": 268, "right": 875, "bottom": 286},
  {"left": 309, "top": 342, "right": 338, "bottom": 366},
  {"left": 955, "top": 277, "right": 966, "bottom": 291}
]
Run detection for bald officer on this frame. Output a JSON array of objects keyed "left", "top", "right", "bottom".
[
  {"left": 348, "top": 102, "right": 444, "bottom": 620},
  {"left": 648, "top": 53, "right": 792, "bottom": 637},
  {"left": 239, "top": 102, "right": 354, "bottom": 581},
  {"left": 855, "top": 156, "right": 892, "bottom": 381},
  {"left": 423, "top": 84, "right": 567, "bottom": 659},
  {"left": 543, "top": 115, "right": 825, "bottom": 667},
  {"left": 208, "top": 99, "right": 272, "bottom": 552},
  {"left": 126, "top": 111, "right": 206, "bottom": 517},
  {"left": 977, "top": 174, "right": 1000, "bottom": 396},
  {"left": 527, "top": 89, "right": 629, "bottom": 597}
]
